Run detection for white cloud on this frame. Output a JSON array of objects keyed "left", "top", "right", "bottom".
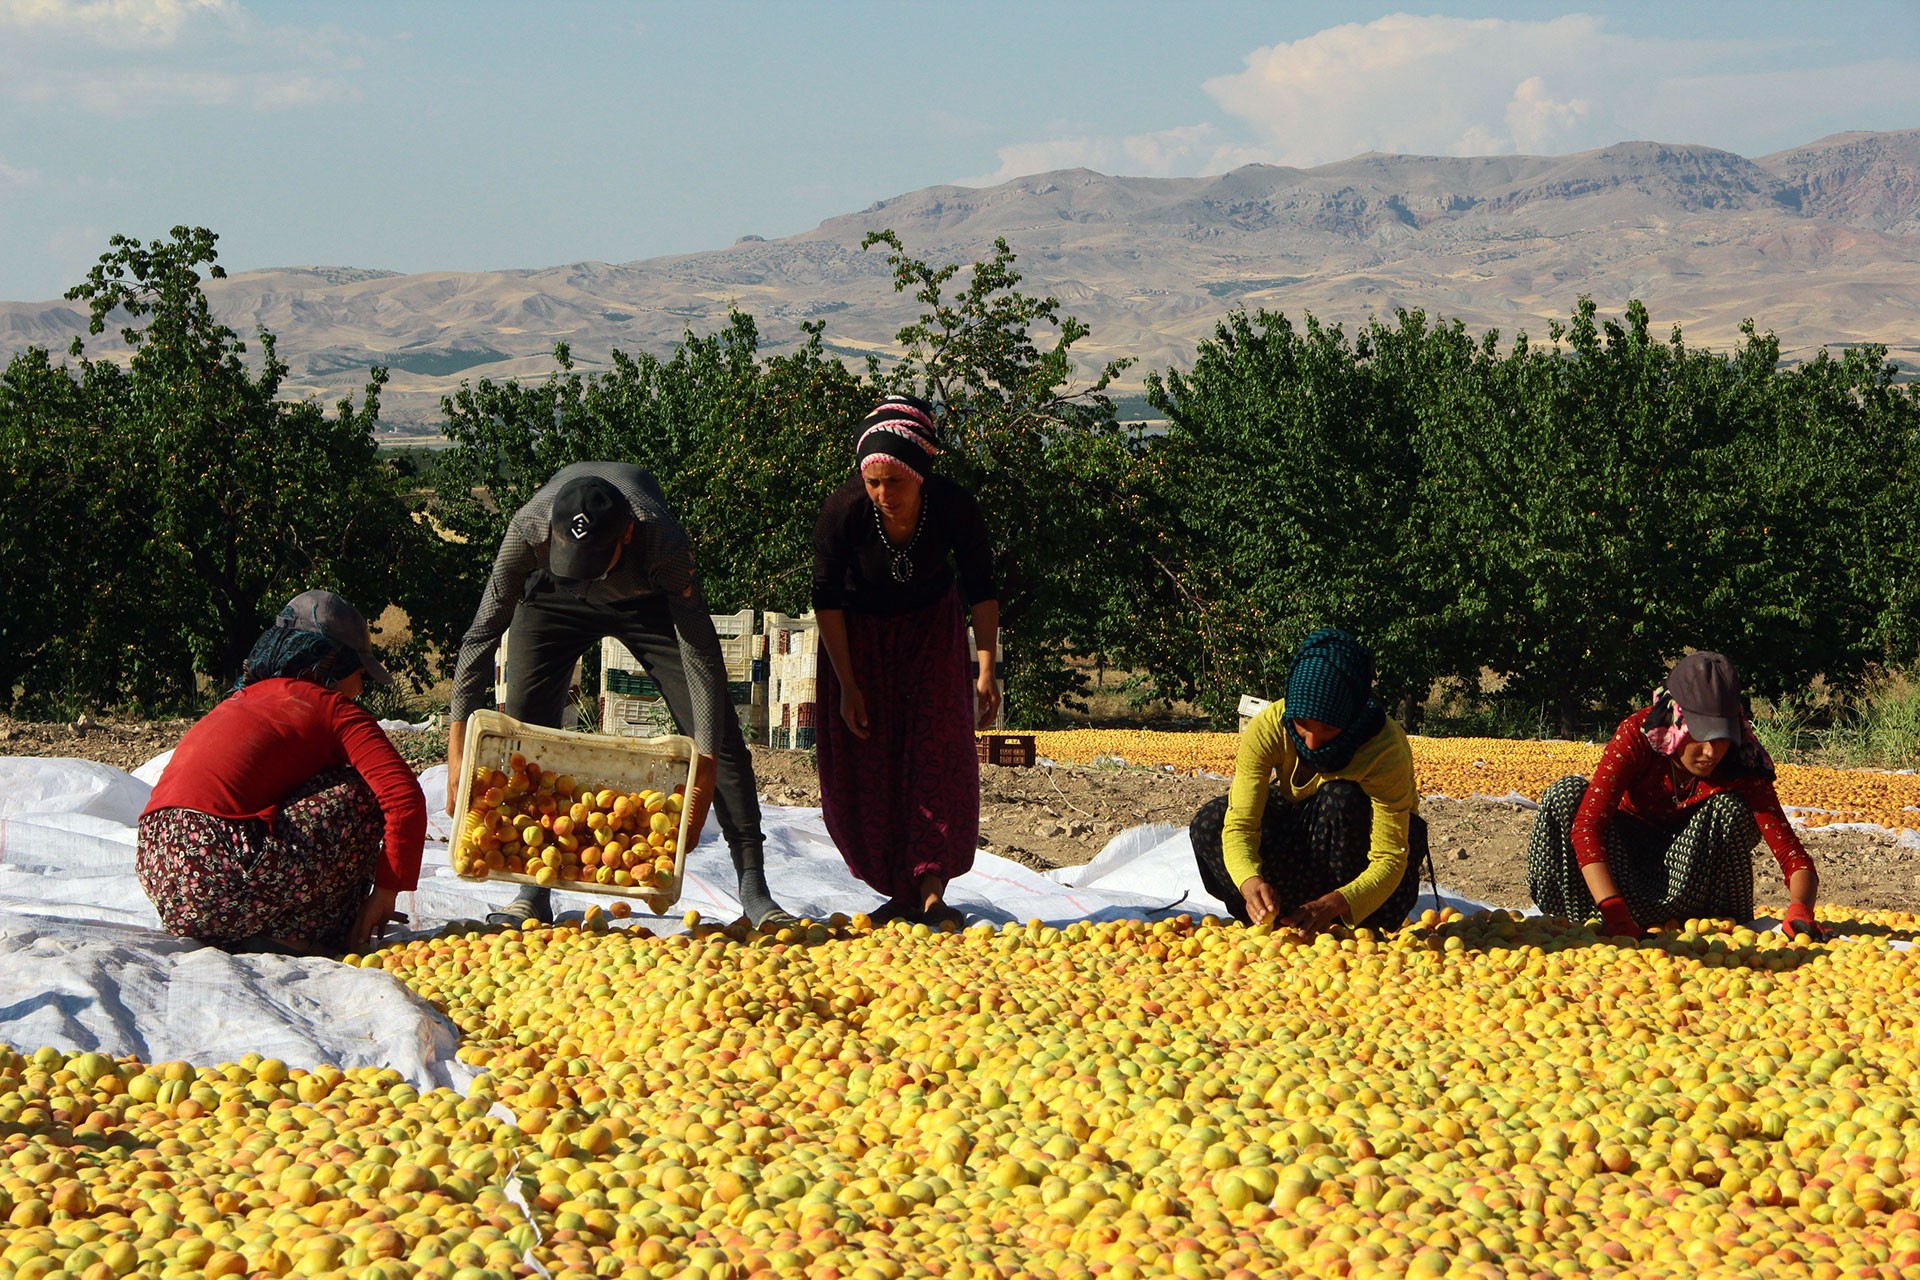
[
  {"left": 1203, "top": 13, "right": 1628, "bottom": 165},
  {"left": 961, "top": 12, "right": 1920, "bottom": 184},
  {"left": 0, "top": 156, "right": 43, "bottom": 189},
  {"left": 959, "top": 123, "right": 1221, "bottom": 187},
  {"left": 0, "top": 0, "right": 234, "bottom": 45},
  {"left": 0, "top": 0, "right": 364, "bottom": 111}
]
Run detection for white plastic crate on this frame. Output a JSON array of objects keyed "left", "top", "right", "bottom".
[
  {"left": 1238, "top": 694, "right": 1273, "bottom": 730},
  {"left": 449, "top": 709, "right": 697, "bottom": 913},
  {"left": 602, "top": 690, "right": 677, "bottom": 740}
]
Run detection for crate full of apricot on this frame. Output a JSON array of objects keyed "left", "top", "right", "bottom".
[{"left": 449, "top": 709, "right": 697, "bottom": 913}]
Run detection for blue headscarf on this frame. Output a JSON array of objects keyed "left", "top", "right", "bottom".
[
  {"left": 235, "top": 612, "right": 363, "bottom": 691},
  {"left": 1283, "top": 628, "right": 1387, "bottom": 774}
]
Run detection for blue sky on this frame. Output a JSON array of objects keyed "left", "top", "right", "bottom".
[{"left": 3, "top": 0, "right": 1918, "bottom": 301}]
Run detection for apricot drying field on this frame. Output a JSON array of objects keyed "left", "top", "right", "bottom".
[
  {"left": 10, "top": 907, "right": 1920, "bottom": 1279},
  {"left": 9, "top": 721, "right": 1920, "bottom": 1278}
]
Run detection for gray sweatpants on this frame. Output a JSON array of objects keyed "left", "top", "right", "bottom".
[{"left": 503, "top": 588, "right": 763, "bottom": 852}]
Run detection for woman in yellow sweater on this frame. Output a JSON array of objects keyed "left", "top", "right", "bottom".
[{"left": 1190, "top": 628, "right": 1427, "bottom": 931}]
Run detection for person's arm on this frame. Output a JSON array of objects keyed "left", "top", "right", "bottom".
[
  {"left": 810, "top": 489, "right": 868, "bottom": 738},
  {"left": 1743, "top": 778, "right": 1823, "bottom": 937},
  {"left": 968, "top": 598, "right": 1000, "bottom": 730},
  {"left": 328, "top": 692, "right": 428, "bottom": 894},
  {"left": 1224, "top": 707, "right": 1287, "bottom": 923},
  {"left": 1300, "top": 729, "right": 1413, "bottom": 928},
  {"left": 816, "top": 609, "right": 868, "bottom": 739},
  {"left": 1571, "top": 719, "right": 1646, "bottom": 933},
  {"left": 948, "top": 483, "right": 1002, "bottom": 731},
  {"left": 445, "top": 521, "right": 541, "bottom": 811}
]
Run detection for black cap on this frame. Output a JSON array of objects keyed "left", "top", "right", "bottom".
[
  {"left": 1668, "top": 651, "right": 1743, "bottom": 742},
  {"left": 280, "top": 590, "right": 393, "bottom": 685},
  {"left": 547, "top": 477, "right": 632, "bottom": 583}
]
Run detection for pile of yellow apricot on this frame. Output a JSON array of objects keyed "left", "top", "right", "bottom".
[
  {"left": 8, "top": 905, "right": 1920, "bottom": 1278},
  {"left": 453, "top": 752, "right": 682, "bottom": 893}
]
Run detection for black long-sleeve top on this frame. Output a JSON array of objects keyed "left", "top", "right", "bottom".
[{"left": 811, "top": 475, "right": 998, "bottom": 616}]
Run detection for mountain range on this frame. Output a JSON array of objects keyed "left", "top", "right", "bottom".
[{"left": 4, "top": 128, "right": 1917, "bottom": 428}]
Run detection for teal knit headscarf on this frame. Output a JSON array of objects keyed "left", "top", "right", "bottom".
[{"left": 1283, "top": 627, "right": 1387, "bottom": 774}]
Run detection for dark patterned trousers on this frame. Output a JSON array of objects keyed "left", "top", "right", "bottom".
[
  {"left": 1190, "top": 780, "right": 1425, "bottom": 929},
  {"left": 136, "top": 767, "right": 381, "bottom": 953},
  {"left": 1525, "top": 775, "right": 1760, "bottom": 927}
]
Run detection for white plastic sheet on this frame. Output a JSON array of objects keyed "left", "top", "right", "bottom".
[{"left": 0, "top": 753, "right": 1282, "bottom": 1085}]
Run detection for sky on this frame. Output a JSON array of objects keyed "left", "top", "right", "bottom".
[{"left": 3, "top": 0, "right": 1919, "bottom": 301}]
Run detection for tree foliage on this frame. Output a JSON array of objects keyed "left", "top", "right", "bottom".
[
  {"left": 1136, "top": 298, "right": 1920, "bottom": 733},
  {"left": 8, "top": 227, "right": 1916, "bottom": 735},
  {"left": 860, "top": 231, "right": 1142, "bottom": 723},
  {"left": 0, "top": 227, "right": 435, "bottom": 713}
]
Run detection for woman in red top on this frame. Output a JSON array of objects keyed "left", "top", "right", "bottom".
[
  {"left": 137, "top": 591, "right": 426, "bottom": 955},
  {"left": 1526, "top": 651, "right": 1823, "bottom": 939}
]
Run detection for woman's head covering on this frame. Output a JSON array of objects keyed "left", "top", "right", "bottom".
[
  {"left": 237, "top": 590, "right": 390, "bottom": 691},
  {"left": 1283, "top": 627, "right": 1389, "bottom": 773},
  {"left": 1642, "top": 650, "right": 1773, "bottom": 778},
  {"left": 856, "top": 395, "right": 942, "bottom": 484}
]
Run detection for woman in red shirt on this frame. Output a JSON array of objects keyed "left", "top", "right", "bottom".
[
  {"left": 137, "top": 591, "right": 426, "bottom": 955},
  {"left": 1526, "top": 651, "right": 1823, "bottom": 939}
]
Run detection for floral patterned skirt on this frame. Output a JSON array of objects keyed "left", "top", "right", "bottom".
[{"left": 135, "top": 767, "right": 381, "bottom": 953}]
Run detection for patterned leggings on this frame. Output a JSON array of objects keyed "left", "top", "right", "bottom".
[
  {"left": 1190, "top": 780, "right": 1426, "bottom": 929},
  {"left": 135, "top": 767, "right": 382, "bottom": 953},
  {"left": 1525, "top": 775, "right": 1760, "bottom": 927}
]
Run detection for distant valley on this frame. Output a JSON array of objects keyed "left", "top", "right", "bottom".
[{"left": 4, "top": 129, "right": 1917, "bottom": 429}]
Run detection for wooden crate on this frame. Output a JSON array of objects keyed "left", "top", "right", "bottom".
[
  {"left": 976, "top": 733, "right": 1036, "bottom": 768},
  {"left": 451, "top": 709, "right": 698, "bottom": 913}
]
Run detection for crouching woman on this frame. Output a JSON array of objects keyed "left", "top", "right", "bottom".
[
  {"left": 1526, "top": 651, "right": 1822, "bottom": 939},
  {"left": 1190, "top": 628, "right": 1427, "bottom": 932},
  {"left": 137, "top": 591, "right": 426, "bottom": 955}
]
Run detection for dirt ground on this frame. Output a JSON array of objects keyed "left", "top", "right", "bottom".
[{"left": 8, "top": 713, "right": 1918, "bottom": 914}]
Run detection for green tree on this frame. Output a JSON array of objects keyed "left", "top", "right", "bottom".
[
  {"left": 0, "top": 226, "right": 431, "bottom": 711},
  {"left": 860, "top": 231, "right": 1141, "bottom": 724},
  {"left": 427, "top": 314, "right": 867, "bottom": 655}
]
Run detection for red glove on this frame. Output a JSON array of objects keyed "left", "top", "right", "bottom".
[
  {"left": 1781, "top": 901, "right": 1827, "bottom": 941},
  {"left": 1596, "top": 896, "right": 1641, "bottom": 939},
  {"left": 682, "top": 754, "right": 717, "bottom": 848}
]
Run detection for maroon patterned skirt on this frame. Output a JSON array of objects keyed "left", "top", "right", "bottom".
[
  {"left": 135, "top": 767, "right": 381, "bottom": 953},
  {"left": 817, "top": 587, "right": 980, "bottom": 901}
]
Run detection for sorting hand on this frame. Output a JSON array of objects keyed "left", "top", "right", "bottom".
[
  {"left": 1280, "top": 890, "right": 1349, "bottom": 935},
  {"left": 1781, "top": 901, "right": 1828, "bottom": 941},
  {"left": 1596, "top": 895, "right": 1643, "bottom": 939}
]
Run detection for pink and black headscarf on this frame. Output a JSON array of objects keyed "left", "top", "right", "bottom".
[{"left": 856, "top": 395, "right": 942, "bottom": 484}]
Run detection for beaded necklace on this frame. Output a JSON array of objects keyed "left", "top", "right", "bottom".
[{"left": 873, "top": 494, "right": 928, "bottom": 583}]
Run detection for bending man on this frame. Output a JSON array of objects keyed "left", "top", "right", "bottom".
[{"left": 446, "top": 462, "right": 794, "bottom": 928}]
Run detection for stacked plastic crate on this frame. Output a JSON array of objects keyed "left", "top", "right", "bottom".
[
  {"left": 713, "top": 608, "right": 768, "bottom": 742},
  {"left": 599, "top": 609, "right": 764, "bottom": 741},
  {"left": 759, "top": 614, "right": 1004, "bottom": 745},
  {"left": 765, "top": 611, "right": 819, "bottom": 750},
  {"left": 598, "top": 641, "right": 676, "bottom": 739}
]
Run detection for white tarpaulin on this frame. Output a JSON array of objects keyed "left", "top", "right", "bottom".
[{"left": 0, "top": 752, "right": 1303, "bottom": 1086}]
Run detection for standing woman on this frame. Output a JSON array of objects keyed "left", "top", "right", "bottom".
[
  {"left": 1527, "top": 651, "right": 1824, "bottom": 938},
  {"left": 813, "top": 395, "right": 1000, "bottom": 928},
  {"left": 137, "top": 591, "right": 426, "bottom": 955},
  {"left": 1190, "top": 628, "right": 1427, "bottom": 932}
]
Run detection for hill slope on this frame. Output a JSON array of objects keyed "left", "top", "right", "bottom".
[{"left": 4, "top": 130, "right": 1917, "bottom": 427}]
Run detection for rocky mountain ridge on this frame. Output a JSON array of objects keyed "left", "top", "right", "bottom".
[{"left": 3, "top": 129, "right": 1915, "bottom": 426}]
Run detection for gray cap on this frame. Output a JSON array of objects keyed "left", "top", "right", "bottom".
[
  {"left": 1669, "top": 650, "right": 1742, "bottom": 742},
  {"left": 280, "top": 590, "right": 394, "bottom": 686}
]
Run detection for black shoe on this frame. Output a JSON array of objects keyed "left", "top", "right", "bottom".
[{"left": 486, "top": 885, "right": 553, "bottom": 927}]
